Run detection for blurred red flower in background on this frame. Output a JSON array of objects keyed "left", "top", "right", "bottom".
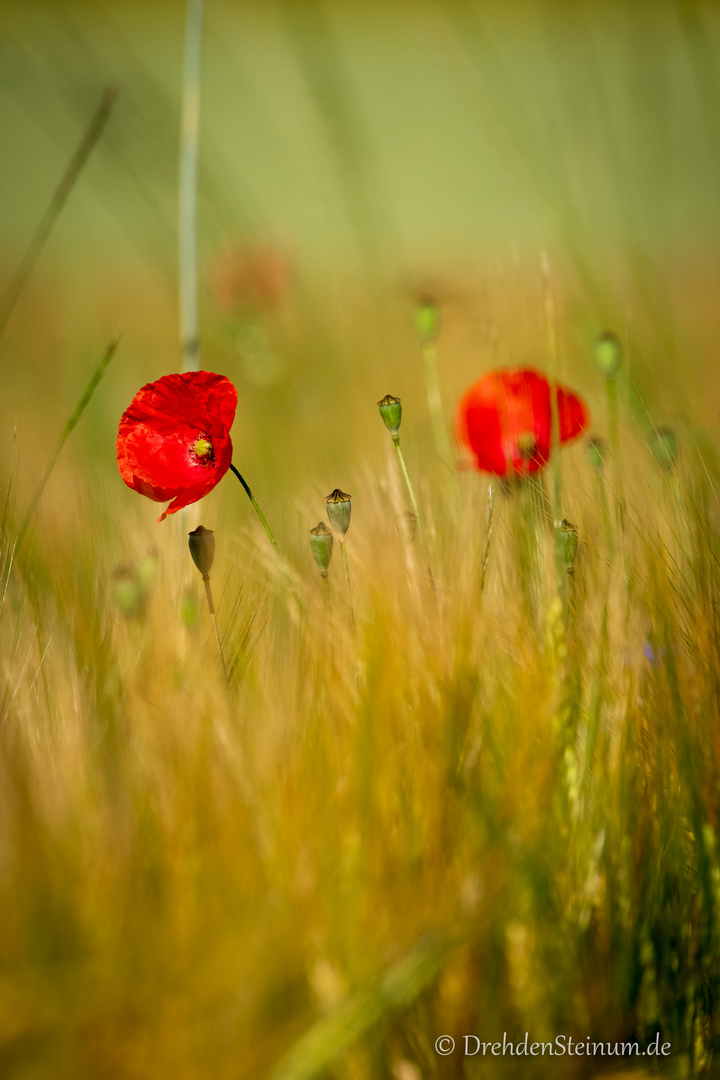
[
  {"left": 456, "top": 368, "right": 588, "bottom": 476},
  {"left": 210, "top": 244, "right": 290, "bottom": 316},
  {"left": 117, "top": 371, "right": 237, "bottom": 521}
]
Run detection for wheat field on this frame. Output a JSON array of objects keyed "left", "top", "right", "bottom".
[{"left": 2, "top": 1, "right": 720, "bottom": 1077}]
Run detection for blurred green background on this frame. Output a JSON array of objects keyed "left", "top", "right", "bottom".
[
  {"left": 3, "top": 0, "right": 720, "bottom": 261},
  {"left": 1, "top": 0, "right": 719, "bottom": 510}
]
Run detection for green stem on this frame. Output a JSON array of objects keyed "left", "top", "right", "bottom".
[
  {"left": 606, "top": 375, "right": 626, "bottom": 535},
  {"left": 16, "top": 329, "right": 123, "bottom": 552},
  {"left": 421, "top": 340, "right": 452, "bottom": 465},
  {"left": 392, "top": 434, "right": 436, "bottom": 592},
  {"left": 339, "top": 537, "right": 355, "bottom": 633},
  {"left": 203, "top": 574, "right": 229, "bottom": 686},
  {"left": 565, "top": 565, "right": 577, "bottom": 626},
  {"left": 0, "top": 86, "right": 118, "bottom": 345},
  {"left": 321, "top": 570, "right": 331, "bottom": 614},
  {"left": 595, "top": 472, "right": 614, "bottom": 562},
  {"left": 179, "top": 0, "right": 204, "bottom": 372},
  {"left": 229, "top": 463, "right": 280, "bottom": 556},
  {"left": 479, "top": 482, "right": 494, "bottom": 593},
  {"left": 391, "top": 434, "right": 425, "bottom": 548},
  {"left": 516, "top": 480, "right": 539, "bottom": 624},
  {"left": 229, "top": 465, "right": 304, "bottom": 617},
  {"left": 541, "top": 253, "right": 564, "bottom": 585}
]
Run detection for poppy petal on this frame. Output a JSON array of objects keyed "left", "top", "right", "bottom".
[
  {"left": 456, "top": 372, "right": 509, "bottom": 475},
  {"left": 557, "top": 387, "right": 588, "bottom": 443},
  {"left": 456, "top": 367, "right": 589, "bottom": 476}
]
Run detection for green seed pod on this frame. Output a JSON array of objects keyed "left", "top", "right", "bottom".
[
  {"left": 649, "top": 426, "right": 679, "bottom": 471},
  {"left": 586, "top": 435, "right": 607, "bottom": 474},
  {"left": 378, "top": 394, "right": 402, "bottom": 435},
  {"left": 310, "top": 522, "right": 333, "bottom": 574},
  {"left": 559, "top": 518, "right": 579, "bottom": 574},
  {"left": 594, "top": 331, "right": 622, "bottom": 378},
  {"left": 414, "top": 296, "right": 440, "bottom": 342},
  {"left": 325, "top": 489, "right": 352, "bottom": 536},
  {"left": 188, "top": 525, "right": 215, "bottom": 578}
]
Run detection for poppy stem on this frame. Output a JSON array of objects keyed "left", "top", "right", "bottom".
[
  {"left": 391, "top": 434, "right": 436, "bottom": 593},
  {"left": 541, "top": 252, "right": 565, "bottom": 584},
  {"left": 480, "top": 482, "right": 494, "bottom": 593},
  {"left": 606, "top": 374, "right": 626, "bottom": 535},
  {"left": 202, "top": 573, "right": 230, "bottom": 687},
  {"left": 421, "top": 338, "right": 453, "bottom": 466},
  {"left": 391, "top": 434, "right": 425, "bottom": 548},
  {"left": 321, "top": 570, "right": 331, "bottom": 614},
  {"left": 235, "top": 467, "right": 305, "bottom": 617},
  {"left": 594, "top": 469, "right": 613, "bottom": 562},
  {"left": 338, "top": 537, "right": 356, "bottom": 635},
  {"left": 229, "top": 463, "right": 281, "bottom": 556},
  {"left": 179, "top": 0, "right": 204, "bottom": 371}
]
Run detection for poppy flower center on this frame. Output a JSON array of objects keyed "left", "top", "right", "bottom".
[{"left": 192, "top": 435, "right": 215, "bottom": 464}]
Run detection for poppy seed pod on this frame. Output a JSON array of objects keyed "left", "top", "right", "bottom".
[
  {"left": 188, "top": 525, "right": 216, "bottom": 578},
  {"left": 559, "top": 519, "right": 579, "bottom": 574},
  {"left": 378, "top": 394, "right": 402, "bottom": 435},
  {"left": 325, "top": 489, "right": 352, "bottom": 536},
  {"left": 595, "top": 332, "right": 622, "bottom": 378},
  {"left": 310, "top": 522, "right": 333, "bottom": 574},
  {"left": 414, "top": 296, "right": 440, "bottom": 343}
]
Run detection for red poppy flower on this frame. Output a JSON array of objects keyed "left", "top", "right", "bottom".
[
  {"left": 456, "top": 368, "right": 588, "bottom": 476},
  {"left": 117, "top": 371, "right": 237, "bottom": 521}
]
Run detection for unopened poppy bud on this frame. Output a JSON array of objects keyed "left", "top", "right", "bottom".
[
  {"left": 559, "top": 519, "right": 579, "bottom": 573},
  {"left": 414, "top": 296, "right": 440, "bottom": 342},
  {"left": 325, "top": 489, "right": 352, "bottom": 536},
  {"left": 310, "top": 522, "right": 333, "bottom": 574},
  {"left": 378, "top": 394, "right": 402, "bottom": 435},
  {"left": 650, "top": 426, "right": 679, "bottom": 471},
  {"left": 586, "top": 435, "right": 607, "bottom": 473},
  {"left": 188, "top": 525, "right": 215, "bottom": 578},
  {"left": 595, "top": 331, "right": 622, "bottom": 378}
]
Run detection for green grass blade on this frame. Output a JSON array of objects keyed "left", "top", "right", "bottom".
[{"left": 15, "top": 328, "right": 123, "bottom": 553}]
